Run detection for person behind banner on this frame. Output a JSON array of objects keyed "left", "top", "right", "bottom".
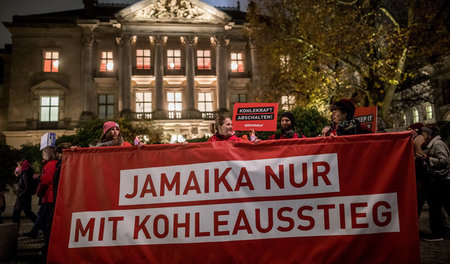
[
  {"left": 95, "top": 121, "right": 132, "bottom": 147},
  {"left": 269, "top": 112, "right": 304, "bottom": 139},
  {"left": 36, "top": 145, "right": 58, "bottom": 258},
  {"left": 407, "top": 123, "right": 427, "bottom": 218},
  {"left": 53, "top": 143, "right": 72, "bottom": 203},
  {"left": 12, "top": 159, "right": 37, "bottom": 230},
  {"left": 322, "top": 99, "right": 371, "bottom": 136},
  {"left": 420, "top": 124, "right": 450, "bottom": 241},
  {"left": 208, "top": 114, "right": 242, "bottom": 142}
]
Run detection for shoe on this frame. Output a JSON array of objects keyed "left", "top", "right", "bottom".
[{"left": 423, "top": 236, "right": 444, "bottom": 242}]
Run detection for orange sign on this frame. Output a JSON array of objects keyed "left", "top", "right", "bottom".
[{"left": 354, "top": 106, "right": 377, "bottom": 132}]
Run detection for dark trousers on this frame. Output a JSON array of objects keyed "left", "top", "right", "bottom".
[
  {"left": 12, "top": 196, "right": 37, "bottom": 228},
  {"left": 41, "top": 202, "right": 55, "bottom": 259},
  {"left": 415, "top": 159, "right": 427, "bottom": 217},
  {"left": 427, "top": 178, "right": 450, "bottom": 237},
  {"left": 29, "top": 203, "right": 45, "bottom": 234}
]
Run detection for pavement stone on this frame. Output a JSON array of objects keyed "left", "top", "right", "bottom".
[{"left": 1, "top": 208, "right": 449, "bottom": 263}]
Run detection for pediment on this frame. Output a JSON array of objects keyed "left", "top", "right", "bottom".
[
  {"left": 30, "top": 79, "right": 68, "bottom": 93},
  {"left": 116, "top": 0, "right": 231, "bottom": 24}
]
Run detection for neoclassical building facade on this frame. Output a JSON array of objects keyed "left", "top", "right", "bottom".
[{"left": 3, "top": 0, "right": 259, "bottom": 147}]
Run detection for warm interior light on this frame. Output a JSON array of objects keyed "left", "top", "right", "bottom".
[
  {"left": 107, "top": 62, "right": 114, "bottom": 71},
  {"left": 231, "top": 62, "right": 238, "bottom": 71}
]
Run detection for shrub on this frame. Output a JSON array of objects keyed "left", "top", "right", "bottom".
[{"left": 56, "top": 118, "right": 165, "bottom": 147}]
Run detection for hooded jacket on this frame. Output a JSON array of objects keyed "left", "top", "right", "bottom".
[{"left": 423, "top": 135, "right": 450, "bottom": 179}]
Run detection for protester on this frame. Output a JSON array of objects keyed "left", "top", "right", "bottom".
[
  {"left": 407, "top": 123, "right": 427, "bottom": 217},
  {"left": 36, "top": 145, "right": 58, "bottom": 257},
  {"left": 269, "top": 112, "right": 304, "bottom": 139},
  {"left": 53, "top": 143, "right": 72, "bottom": 203},
  {"left": 420, "top": 123, "right": 450, "bottom": 241},
  {"left": 208, "top": 114, "right": 242, "bottom": 142},
  {"left": 95, "top": 121, "right": 132, "bottom": 147},
  {"left": 376, "top": 118, "right": 387, "bottom": 133},
  {"left": 322, "top": 99, "right": 371, "bottom": 136},
  {"left": 12, "top": 159, "right": 37, "bottom": 229}
]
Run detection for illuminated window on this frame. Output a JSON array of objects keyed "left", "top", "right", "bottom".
[
  {"left": 100, "top": 51, "right": 114, "bottom": 72},
  {"left": 230, "top": 52, "right": 244, "bottom": 72},
  {"left": 170, "top": 134, "right": 186, "bottom": 143},
  {"left": 99, "top": 94, "right": 114, "bottom": 119},
  {"left": 198, "top": 92, "right": 213, "bottom": 118},
  {"left": 198, "top": 92, "right": 213, "bottom": 112},
  {"left": 136, "top": 49, "right": 151, "bottom": 70},
  {"left": 44, "top": 51, "right": 59, "bottom": 72},
  {"left": 136, "top": 92, "right": 152, "bottom": 119},
  {"left": 281, "top": 95, "right": 295, "bottom": 110},
  {"left": 40, "top": 96, "right": 59, "bottom": 122},
  {"left": 167, "top": 50, "right": 181, "bottom": 70},
  {"left": 197, "top": 50, "right": 211, "bottom": 70},
  {"left": 412, "top": 109, "right": 419, "bottom": 123},
  {"left": 168, "top": 92, "right": 182, "bottom": 119},
  {"left": 426, "top": 105, "right": 433, "bottom": 120}
]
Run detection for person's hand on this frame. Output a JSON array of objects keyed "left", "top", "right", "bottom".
[
  {"left": 70, "top": 146, "right": 79, "bottom": 151},
  {"left": 321, "top": 126, "right": 331, "bottom": 136},
  {"left": 253, "top": 138, "right": 261, "bottom": 144},
  {"left": 419, "top": 155, "right": 429, "bottom": 163},
  {"left": 182, "top": 141, "right": 189, "bottom": 146}
]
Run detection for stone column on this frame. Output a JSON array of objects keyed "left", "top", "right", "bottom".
[
  {"left": 184, "top": 36, "right": 201, "bottom": 119},
  {"left": 249, "top": 38, "right": 261, "bottom": 101},
  {"left": 215, "top": 35, "right": 229, "bottom": 112},
  {"left": 120, "top": 34, "right": 133, "bottom": 116},
  {"left": 79, "top": 25, "right": 96, "bottom": 123},
  {"left": 153, "top": 35, "right": 166, "bottom": 119}
]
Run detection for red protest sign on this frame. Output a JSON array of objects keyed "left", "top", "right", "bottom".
[
  {"left": 49, "top": 133, "right": 419, "bottom": 263},
  {"left": 355, "top": 106, "right": 377, "bottom": 132},
  {"left": 232, "top": 103, "right": 278, "bottom": 131}
]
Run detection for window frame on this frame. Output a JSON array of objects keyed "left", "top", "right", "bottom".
[
  {"left": 167, "top": 49, "right": 182, "bottom": 70},
  {"left": 40, "top": 96, "right": 59, "bottom": 122},
  {"left": 98, "top": 94, "right": 115, "bottom": 119},
  {"left": 136, "top": 49, "right": 151, "bottom": 70},
  {"left": 230, "top": 52, "right": 245, "bottom": 73},
  {"left": 196, "top": 50, "right": 212, "bottom": 70},
  {"left": 135, "top": 91, "right": 153, "bottom": 119},
  {"left": 425, "top": 105, "right": 433, "bottom": 120},
  {"left": 43, "top": 51, "right": 59, "bottom": 73},
  {"left": 100, "top": 51, "right": 114, "bottom": 72},
  {"left": 167, "top": 91, "right": 183, "bottom": 119},
  {"left": 412, "top": 108, "right": 419, "bottom": 123},
  {"left": 281, "top": 95, "right": 295, "bottom": 111}
]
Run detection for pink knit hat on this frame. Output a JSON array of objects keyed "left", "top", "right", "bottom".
[{"left": 102, "top": 121, "right": 119, "bottom": 138}]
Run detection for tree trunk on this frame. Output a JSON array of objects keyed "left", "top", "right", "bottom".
[{"left": 381, "top": 47, "right": 408, "bottom": 119}]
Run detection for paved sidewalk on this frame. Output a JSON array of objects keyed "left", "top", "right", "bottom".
[
  {"left": 1, "top": 209, "right": 449, "bottom": 263},
  {"left": 418, "top": 209, "right": 450, "bottom": 264}
]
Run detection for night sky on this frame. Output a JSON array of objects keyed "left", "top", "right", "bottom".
[{"left": 0, "top": 0, "right": 248, "bottom": 48}]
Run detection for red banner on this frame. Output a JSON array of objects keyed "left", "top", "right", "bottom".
[
  {"left": 48, "top": 132, "right": 420, "bottom": 263},
  {"left": 232, "top": 103, "right": 279, "bottom": 131}
]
